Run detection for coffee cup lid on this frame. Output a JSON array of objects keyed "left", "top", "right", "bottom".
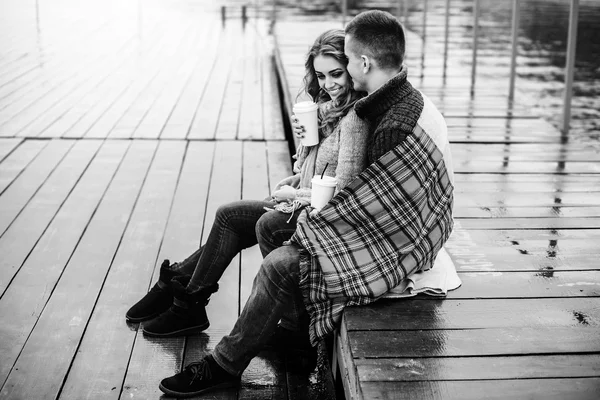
[
  {"left": 293, "top": 101, "right": 318, "bottom": 112},
  {"left": 311, "top": 175, "right": 337, "bottom": 187}
]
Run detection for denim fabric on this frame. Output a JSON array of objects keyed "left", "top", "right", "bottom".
[
  {"left": 212, "top": 244, "right": 308, "bottom": 375},
  {"left": 171, "top": 199, "right": 299, "bottom": 293},
  {"left": 255, "top": 207, "right": 300, "bottom": 258}
]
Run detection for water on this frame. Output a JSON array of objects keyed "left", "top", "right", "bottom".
[{"left": 276, "top": 0, "right": 600, "bottom": 144}]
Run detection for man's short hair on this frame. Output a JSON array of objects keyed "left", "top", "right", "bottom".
[{"left": 345, "top": 10, "right": 405, "bottom": 70}]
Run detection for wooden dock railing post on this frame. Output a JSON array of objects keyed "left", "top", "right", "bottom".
[
  {"left": 562, "top": 0, "right": 579, "bottom": 134},
  {"left": 470, "top": 0, "right": 480, "bottom": 95},
  {"left": 443, "top": 0, "right": 451, "bottom": 78},
  {"left": 508, "top": 0, "right": 520, "bottom": 103}
]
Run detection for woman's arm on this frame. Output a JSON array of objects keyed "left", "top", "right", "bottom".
[{"left": 333, "top": 110, "right": 370, "bottom": 193}]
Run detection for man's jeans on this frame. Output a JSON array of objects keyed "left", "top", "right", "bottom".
[
  {"left": 172, "top": 199, "right": 299, "bottom": 292},
  {"left": 212, "top": 244, "right": 309, "bottom": 376}
]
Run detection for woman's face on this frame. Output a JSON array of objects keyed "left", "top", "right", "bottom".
[{"left": 313, "top": 54, "right": 351, "bottom": 102}]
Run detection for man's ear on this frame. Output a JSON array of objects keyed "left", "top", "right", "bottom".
[{"left": 361, "top": 55, "right": 371, "bottom": 73}]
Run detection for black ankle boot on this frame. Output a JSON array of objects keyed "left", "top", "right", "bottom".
[
  {"left": 142, "top": 278, "right": 218, "bottom": 338},
  {"left": 126, "top": 260, "right": 184, "bottom": 323}
]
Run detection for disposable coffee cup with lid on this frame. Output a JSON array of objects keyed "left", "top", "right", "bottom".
[
  {"left": 292, "top": 101, "right": 319, "bottom": 146},
  {"left": 311, "top": 175, "right": 337, "bottom": 210}
]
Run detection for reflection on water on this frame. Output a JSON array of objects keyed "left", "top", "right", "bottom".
[
  {"left": 278, "top": 0, "right": 599, "bottom": 143},
  {"left": 456, "top": 0, "right": 600, "bottom": 141},
  {"left": 1, "top": 0, "right": 596, "bottom": 142},
  {"left": 403, "top": 0, "right": 599, "bottom": 142}
]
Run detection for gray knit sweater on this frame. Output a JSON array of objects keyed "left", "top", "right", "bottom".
[
  {"left": 293, "top": 103, "right": 370, "bottom": 196},
  {"left": 354, "top": 66, "right": 424, "bottom": 165}
]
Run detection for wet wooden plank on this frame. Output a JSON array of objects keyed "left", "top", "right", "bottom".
[
  {"left": 0, "top": 137, "right": 22, "bottom": 162},
  {"left": 19, "top": 140, "right": 177, "bottom": 400},
  {"left": 457, "top": 217, "right": 600, "bottom": 230},
  {"left": 178, "top": 140, "right": 245, "bottom": 399},
  {"left": 262, "top": 40, "right": 286, "bottom": 141},
  {"left": 451, "top": 143, "right": 600, "bottom": 162},
  {"left": 198, "top": 140, "right": 244, "bottom": 335},
  {"left": 214, "top": 38, "right": 245, "bottom": 140},
  {"left": 55, "top": 141, "right": 162, "bottom": 399},
  {"left": 454, "top": 206, "right": 600, "bottom": 218},
  {"left": 0, "top": 140, "right": 163, "bottom": 399},
  {"left": 16, "top": 46, "right": 137, "bottom": 138},
  {"left": 108, "top": 21, "right": 196, "bottom": 139},
  {"left": 448, "top": 271, "right": 600, "bottom": 299},
  {"left": 0, "top": 139, "right": 46, "bottom": 193},
  {"left": 161, "top": 25, "right": 231, "bottom": 140},
  {"left": 186, "top": 24, "right": 241, "bottom": 140},
  {"left": 238, "top": 352, "right": 287, "bottom": 400},
  {"left": 0, "top": 139, "right": 74, "bottom": 236},
  {"left": 117, "top": 141, "right": 215, "bottom": 400},
  {"left": 134, "top": 23, "right": 219, "bottom": 140},
  {"left": 0, "top": 52, "right": 115, "bottom": 137},
  {"left": 355, "top": 354, "right": 600, "bottom": 381},
  {"left": 343, "top": 298, "right": 600, "bottom": 331},
  {"left": 4, "top": 38, "right": 137, "bottom": 138},
  {"left": 454, "top": 173, "right": 600, "bottom": 184},
  {"left": 454, "top": 180, "right": 600, "bottom": 193},
  {"left": 349, "top": 327, "right": 600, "bottom": 358},
  {"left": 456, "top": 192, "right": 599, "bottom": 207},
  {"left": 0, "top": 140, "right": 131, "bottom": 388},
  {"left": 239, "top": 141, "right": 270, "bottom": 306},
  {"left": 53, "top": 142, "right": 184, "bottom": 397},
  {"left": 81, "top": 24, "right": 172, "bottom": 139},
  {"left": 450, "top": 225, "right": 600, "bottom": 242},
  {"left": 449, "top": 252, "right": 598, "bottom": 272},
  {"left": 266, "top": 141, "right": 293, "bottom": 191},
  {"left": 0, "top": 140, "right": 100, "bottom": 296},
  {"left": 446, "top": 224, "right": 599, "bottom": 271},
  {"left": 238, "top": 27, "right": 264, "bottom": 141},
  {"left": 360, "top": 378, "right": 600, "bottom": 400},
  {"left": 453, "top": 161, "right": 600, "bottom": 174}
]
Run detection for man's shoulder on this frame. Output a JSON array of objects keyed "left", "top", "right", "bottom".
[{"left": 376, "top": 87, "right": 424, "bottom": 134}]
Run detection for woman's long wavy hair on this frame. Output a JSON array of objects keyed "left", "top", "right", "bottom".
[{"left": 299, "top": 29, "right": 365, "bottom": 135}]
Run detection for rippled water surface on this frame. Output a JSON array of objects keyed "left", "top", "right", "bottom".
[{"left": 278, "top": 0, "right": 600, "bottom": 144}]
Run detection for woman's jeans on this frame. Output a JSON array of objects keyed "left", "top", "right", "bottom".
[
  {"left": 212, "top": 244, "right": 309, "bottom": 376},
  {"left": 172, "top": 199, "right": 300, "bottom": 292}
]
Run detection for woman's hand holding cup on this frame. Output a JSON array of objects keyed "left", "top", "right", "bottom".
[{"left": 291, "top": 114, "right": 305, "bottom": 139}]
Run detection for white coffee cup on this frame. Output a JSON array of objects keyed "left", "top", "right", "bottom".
[
  {"left": 311, "top": 175, "right": 337, "bottom": 210},
  {"left": 292, "top": 101, "right": 319, "bottom": 146}
]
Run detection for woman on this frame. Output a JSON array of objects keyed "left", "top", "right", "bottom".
[{"left": 126, "top": 29, "right": 369, "bottom": 338}]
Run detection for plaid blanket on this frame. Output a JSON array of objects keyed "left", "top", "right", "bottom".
[{"left": 290, "top": 124, "right": 454, "bottom": 345}]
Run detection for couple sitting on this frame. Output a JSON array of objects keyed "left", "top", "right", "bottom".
[{"left": 126, "top": 9, "right": 454, "bottom": 397}]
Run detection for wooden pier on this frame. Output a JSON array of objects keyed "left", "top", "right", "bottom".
[
  {"left": 1, "top": 1, "right": 599, "bottom": 399},
  {"left": 0, "top": 1, "right": 334, "bottom": 399},
  {"left": 273, "top": 16, "right": 600, "bottom": 400}
]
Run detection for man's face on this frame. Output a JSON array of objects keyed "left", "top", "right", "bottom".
[{"left": 344, "top": 34, "right": 366, "bottom": 92}]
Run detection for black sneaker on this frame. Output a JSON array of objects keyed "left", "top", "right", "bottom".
[
  {"left": 264, "top": 325, "right": 317, "bottom": 373},
  {"left": 264, "top": 325, "right": 312, "bottom": 351},
  {"left": 142, "top": 279, "right": 217, "bottom": 337},
  {"left": 126, "top": 260, "right": 181, "bottom": 322},
  {"left": 159, "top": 354, "right": 239, "bottom": 397}
]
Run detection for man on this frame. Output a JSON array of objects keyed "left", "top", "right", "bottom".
[{"left": 158, "top": 10, "right": 454, "bottom": 397}]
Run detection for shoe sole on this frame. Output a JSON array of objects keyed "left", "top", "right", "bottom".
[
  {"left": 125, "top": 311, "right": 163, "bottom": 323},
  {"left": 142, "top": 321, "right": 210, "bottom": 338},
  {"left": 158, "top": 380, "right": 238, "bottom": 397}
]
